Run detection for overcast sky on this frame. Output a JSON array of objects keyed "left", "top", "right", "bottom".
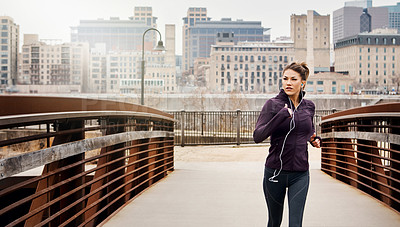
[{"left": 1, "top": 0, "right": 399, "bottom": 54}]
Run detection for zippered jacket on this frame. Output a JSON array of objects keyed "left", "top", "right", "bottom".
[{"left": 253, "top": 89, "right": 315, "bottom": 171}]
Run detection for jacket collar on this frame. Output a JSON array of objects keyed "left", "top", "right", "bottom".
[{"left": 277, "top": 88, "right": 306, "bottom": 105}]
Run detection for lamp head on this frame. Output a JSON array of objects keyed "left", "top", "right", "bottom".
[{"left": 153, "top": 40, "right": 166, "bottom": 51}]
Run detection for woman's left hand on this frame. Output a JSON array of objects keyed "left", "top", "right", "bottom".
[{"left": 310, "top": 133, "right": 321, "bottom": 148}]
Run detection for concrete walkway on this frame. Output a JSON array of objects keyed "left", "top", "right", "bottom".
[{"left": 102, "top": 145, "right": 400, "bottom": 227}]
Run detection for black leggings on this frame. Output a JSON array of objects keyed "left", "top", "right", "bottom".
[{"left": 263, "top": 167, "right": 310, "bottom": 227}]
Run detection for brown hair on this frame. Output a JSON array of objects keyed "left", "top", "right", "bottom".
[{"left": 282, "top": 62, "right": 310, "bottom": 81}]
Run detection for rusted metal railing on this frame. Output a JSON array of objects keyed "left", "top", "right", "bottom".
[
  {"left": 169, "top": 110, "right": 334, "bottom": 146},
  {"left": 0, "top": 96, "right": 175, "bottom": 226},
  {"left": 320, "top": 103, "right": 400, "bottom": 213}
]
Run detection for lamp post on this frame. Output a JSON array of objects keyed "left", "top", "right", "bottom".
[{"left": 141, "top": 28, "right": 165, "bottom": 105}]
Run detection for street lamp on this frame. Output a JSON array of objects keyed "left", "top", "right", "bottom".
[{"left": 141, "top": 28, "right": 165, "bottom": 105}]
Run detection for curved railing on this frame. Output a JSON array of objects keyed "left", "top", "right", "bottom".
[
  {"left": 320, "top": 103, "right": 400, "bottom": 213},
  {"left": 0, "top": 96, "right": 175, "bottom": 226}
]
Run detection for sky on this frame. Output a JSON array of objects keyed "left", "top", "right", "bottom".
[{"left": 1, "top": 0, "right": 399, "bottom": 55}]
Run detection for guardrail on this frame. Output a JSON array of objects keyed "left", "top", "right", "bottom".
[
  {"left": 320, "top": 103, "right": 400, "bottom": 213},
  {"left": 168, "top": 109, "right": 334, "bottom": 146},
  {"left": 0, "top": 96, "right": 175, "bottom": 226}
]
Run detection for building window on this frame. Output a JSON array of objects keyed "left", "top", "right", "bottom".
[
  {"left": 341, "top": 85, "right": 345, "bottom": 93},
  {"left": 332, "top": 87, "right": 336, "bottom": 94},
  {"left": 317, "top": 81, "right": 323, "bottom": 85},
  {"left": 317, "top": 87, "right": 324, "bottom": 92},
  {"left": 332, "top": 81, "right": 336, "bottom": 85}
]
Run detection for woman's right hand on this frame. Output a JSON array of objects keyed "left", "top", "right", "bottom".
[{"left": 284, "top": 104, "right": 293, "bottom": 117}]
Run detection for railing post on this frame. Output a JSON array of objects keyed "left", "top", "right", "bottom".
[
  {"left": 181, "top": 110, "right": 185, "bottom": 147},
  {"left": 236, "top": 109, "right": 241, "bottom": 145}
]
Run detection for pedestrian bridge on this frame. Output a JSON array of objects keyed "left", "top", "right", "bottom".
[{"left": 0, "top": 96, "right": 399, "bottom": 226}]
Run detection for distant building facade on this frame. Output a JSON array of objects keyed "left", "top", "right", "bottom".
[
  {"left": 209, "top": 40, "right": 294, "bottom": 94},
  {"left": 187, "top": 18, "right": 270, "bottom": 71},
  {"left": 87, "top": 25, "right": 176, "bottom": 94},
  {"left": 333, "top": 4, "right": 389, "bottom": 44},
  {"left": 0, "top": 16, "right": 19, "bottom": 93},
  {"left": 291, "top": 10, "right": 330, "bottom": 74},
  {"left": 334, "top": 30, "right": 400, "bottom": 93},
  {"left": 305, "top": 72, "right": 354, "bottom": 94},
  {"left": 18, "top": 34, "right": 89, "bottom": 93},
  {"left": 182, "top": 7, "right": 211, "bottom": 72},
  {"left": 382, "top": 2, "right": 400, "bottom": 33},
  {"left": 71, "top": 17, "right": 151, "bottom": 52}
]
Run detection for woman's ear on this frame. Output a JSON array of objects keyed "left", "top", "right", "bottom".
[{"left": 301, "top": 81, "right": 306, "bottom": 89}]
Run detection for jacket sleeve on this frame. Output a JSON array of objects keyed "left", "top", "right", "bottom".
[
  {"left": 309, "top": 102, "right": 318, "bottom": 146},
  {"left": 253, "top": 100, "right": 290, "bottom": 143}
]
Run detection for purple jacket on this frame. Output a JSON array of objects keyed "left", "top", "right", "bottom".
[{"left": 253, "top": 89, "right": 315, "bottom": 171}]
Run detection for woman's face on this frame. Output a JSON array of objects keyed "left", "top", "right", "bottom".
[{"left": 282, "top": 69, "right": 305, "bottom": 98}]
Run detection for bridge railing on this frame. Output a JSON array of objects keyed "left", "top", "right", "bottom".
[
  {"left": 0, "top": 96, "right": 175, "bottom": 226},
  {"left": 320, "top": 103, "right": 400, "bottom": 213},
  {"left": 169, "top": 109, "right": 334, "bottom": 146}
]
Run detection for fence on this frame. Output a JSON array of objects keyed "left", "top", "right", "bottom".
[
  {"left": 0, "top": 96, "right": 175, "bottom": 226},
  {"left": 320, "top": 102, "right": 400, "bottom": 212},
  {"left": 169, "top": 109, "right": 335, "bottom": 146}
]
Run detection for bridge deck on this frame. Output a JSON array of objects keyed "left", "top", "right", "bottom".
[{"left": 102, "top": 145, "right": 400, "bottom": 227}]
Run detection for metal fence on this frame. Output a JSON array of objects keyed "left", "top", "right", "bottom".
[
  {"left": 0, "top": 96, "right": 175, "bottom": 226},
  {"left": 169, "top": 109, "right": 335, "bottom": 146},
  {"left": 320, "top": 103, "right": 400, "bottom": 212}
]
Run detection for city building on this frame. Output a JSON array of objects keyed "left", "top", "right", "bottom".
[
  {"left": 18, "top": 34, "right": 89, "bottom": 93},
  {"left": 208, "top": 38, "right": 294, "bottom": 94},
  {"left": 345, "top": 0, "right": 372, "bottom": 8},
  {"left": 87, "top": 25, "right": 176, "bottom": 94},
  {"left": 382, "top": 2, "right": 400, "bottom": 33},
  {"left": 182, "top": 7, "right": 211, "bottom": 72},
  {"left": 305, "top": 72, "right": 354, "bottom": 94},
  {"left": 0, "top": 16, "right": 19, "bottom": 93},
  {"left": 291, "top": 10, "right": 330, "bottom": 75},
  {"left": 334, "top": 29, "right": 400, "bottom": 93},
  {"left": 186, "top": 18, "right": 270, "bottom": 72},
  {"left": 71, "top": 16, "right": 151, "bottom": 52},
  {"left": 193, "top": 57, "right": 210, "bottom": 87},
  {"left": 132, "top": 6, "right": 158, "bottom": 46},
  {"left": 333, "top": 4, "right": 389, "bottom": 44}
]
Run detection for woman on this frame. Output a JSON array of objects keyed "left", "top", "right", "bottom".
[{"left": 253, "top": 62, "right": 321, "bottom": 227}]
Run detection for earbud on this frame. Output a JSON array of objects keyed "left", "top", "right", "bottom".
[{"left": 301, "top": 83, "right": 304, "bottom": 86}]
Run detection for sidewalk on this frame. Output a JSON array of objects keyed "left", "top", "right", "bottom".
[{"left": 102, "top": 145, "right": 400, "bottom": 227}]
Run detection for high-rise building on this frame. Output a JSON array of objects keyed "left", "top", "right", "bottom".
[
  {"left": 88, "top": 25, "right": 176, "bottom": 94},
  {"left": 182, "top": 7, "right": 210, "bottom": 72},
  {"left": 208, "top": 39, "right": 294, "bottom": 93},
  {"left": 187, "top": 18, "right": 270, "bottom": 71},
  {"left": 334, "top": 29, "right": 400, "bottom": 93},
  {"left": 132, "top": 6, "right": 158, "bottom": 46},
  {"left": 333, "top": 5, "right": 389, "bottom": 44},
  {"left": 0, "top": 16, "right": 19, "bottom": 93},
  {"left": 71, "top": 17, "right": 151, "bottom": 52},
  {"left": 19, "top": 34, "right": 89, "bottom": 93},
  {"left": 291, "top": 10, "right": 331, "bottom": 75},
  {"left": 345, "top": 0, "right": 372, "bottom": 8},
  {"left": 382, "top": 2, "right": 400, "bottom": 33}
]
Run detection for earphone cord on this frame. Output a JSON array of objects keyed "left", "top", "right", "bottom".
[{"left": 268, "top": 90, "right": 304, "bottom": 183}]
